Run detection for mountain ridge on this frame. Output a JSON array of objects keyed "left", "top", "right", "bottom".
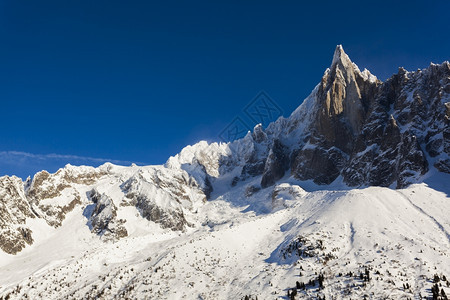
[
  {"left": 171, "top": 45, "right": 448, "bottom": 189},
  {"left": 1, "top": 45, "right": 448, "bottom": 255},
  {"left": 0, "top": 46, "right": 449, "bottom": 299}
]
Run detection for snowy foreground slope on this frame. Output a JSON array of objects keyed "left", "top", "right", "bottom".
[
  {"left": 0, "top": 171, "right": 449, "bottom": 299},
  {"left": 0, "top": 46, "right": 449, "bottom": 299}
]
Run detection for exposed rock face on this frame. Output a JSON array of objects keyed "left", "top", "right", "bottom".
[
  {"left": 121, "top": 173, "right": 187, "bottom": 231},
  {"left": 261, "top": 139, "right": 289, "bottom": 188},
  {"left": 291, "top": 45, "right": 381, "bottom": 185},
  {"left": 0, "top": 176, "right": 35, "bottom": 254},
  {"left": 87, "top": 189, "right": 128, "bottom": 240},
  {"left": 120, "top": 167, "right": 206, "bottom": 231},
  {"left": 26, "top": 165, "right": 108, "bottom": 227},
  {"left": 287, "top": 46, "right": 447, "bottom": 188},
  {"left": 315, "top": 45, "right": 379, "bottom": 151},
  {"left": 240, "top": 126, "right": 270, "bottom": 180},
  {"left": 186, "top": 48, "right": 447, "bottom": 189},
  {"left": 0, "top": 163, "right": 211, "bottom": 254},
  {"left": 0, "top": 166, "right": 112, "bottom": 254},
  {"left": 292, "top": 146, "right": 347, "bottom": 185},
  {"left": 245, "top": 185, "right": 261, "bottom": 197},
  {"left": 0, "top": 227, "right": 33, "bottom": 256},
  {"left": 342, "top": 61, "right": 449, "bottom": 187}
]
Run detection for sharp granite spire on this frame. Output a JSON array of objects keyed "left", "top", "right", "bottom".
[{"left": 331, "top": 44, "right": 353, "bottom": 68}]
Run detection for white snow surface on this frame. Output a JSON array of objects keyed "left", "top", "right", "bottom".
[{"left": 0, "top": 163, "right": 449, "bottom": 299}]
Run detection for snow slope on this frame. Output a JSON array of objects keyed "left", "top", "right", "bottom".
[{"left": 1, "top": 173, "right": 449, "bottom": 299}]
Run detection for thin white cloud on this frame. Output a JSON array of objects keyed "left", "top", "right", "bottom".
[{"left": 0, "top": 151, "right": 147, "bottom": 166}]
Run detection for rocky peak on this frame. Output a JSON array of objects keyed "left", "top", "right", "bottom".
[
  {"left": 330, "top": 44, "right": 353, "bottom": 72},
  {"left": 275, "top": 46, "right": 447, "bottom": 187},
  {"left": 316, "top": 45, "right": 379, "bottom": 146},
  {"left": 252, "top": 124, "right": 267, "bottom": 143},
  {"left": 219, "top": 46, "right": 447, "bottom": 188},
  {"left": 313, "top": 45, "right": 378, "bottom": 153},
  {"left": 185, "top": 47, "right": 447, "bottom": 190},
  {"left": 290, "top": 46, "right": 381, "bottom": 184}
]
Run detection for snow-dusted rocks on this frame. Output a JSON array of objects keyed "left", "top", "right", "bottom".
[
  {"left": 0, "top": 176, "right": 34, "bottom": 254},
  {"left": 271, "top": 183, "right": 306, "bottom": 209},
  {"left": 26, "top": 165, "right": 109, "bottom": 227},
  {"left": 343, "top": 61, "right": 449, "bottom": 187},
  {"left": 242, "top": 45, "right": 449, "bottom": 188},
  {"left": 261, "top": 139, "right": 290, "bottom": 188},
  {"left": 0, "top": 162, "right": 213, "bottom": 254},
  {"left": 119, "top": 167, "right": 201, "bottom": 231},
  {"left": 86, "top": 189, "right": 128, "bottom": 240},
  {"left": 167, "top": 46, "right": 448, "bottom": 189}
]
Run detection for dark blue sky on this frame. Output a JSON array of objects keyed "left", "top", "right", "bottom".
[{"left": 1, "top": 0, "right": 449, "bottom": 178}]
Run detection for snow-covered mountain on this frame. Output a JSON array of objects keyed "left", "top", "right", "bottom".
[{"left": 0, "top": 46, "right": 449, "bottom": 299}]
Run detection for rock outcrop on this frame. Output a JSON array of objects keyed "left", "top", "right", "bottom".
[
  {"left": 26, "top": 165, "right": 109, "bottom": 227},
  {"left": 341, "top": 61, "right": 449, "bottom": 187},
  {"left": 86, "top": 189, "right": 128, "bottom": 240},
  {"left": 290, "top": 45, "right": 381, "bottom": 185},
  {"left": 119, "top": 167, "right": 206, "bottom": 231},
  {"left": 261, "top": 139, "right": 289, "bottom": 188},
  {"left": 0, "top": 176, "right": 35, "bottom": 254},
  {"left": 0, "top": 162, "right": 211, "bottom": 254},
  {"left": 234, "top": 45, "right": 449, "bottom": 188}
]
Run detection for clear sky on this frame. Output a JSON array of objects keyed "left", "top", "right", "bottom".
[{"left": 0, "top": 0, "right": 449, "bottom": 178}]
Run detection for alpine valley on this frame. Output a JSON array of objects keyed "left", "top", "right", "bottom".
[{"left": 1, "top": 46, "right": 449, "bottom": 300}]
